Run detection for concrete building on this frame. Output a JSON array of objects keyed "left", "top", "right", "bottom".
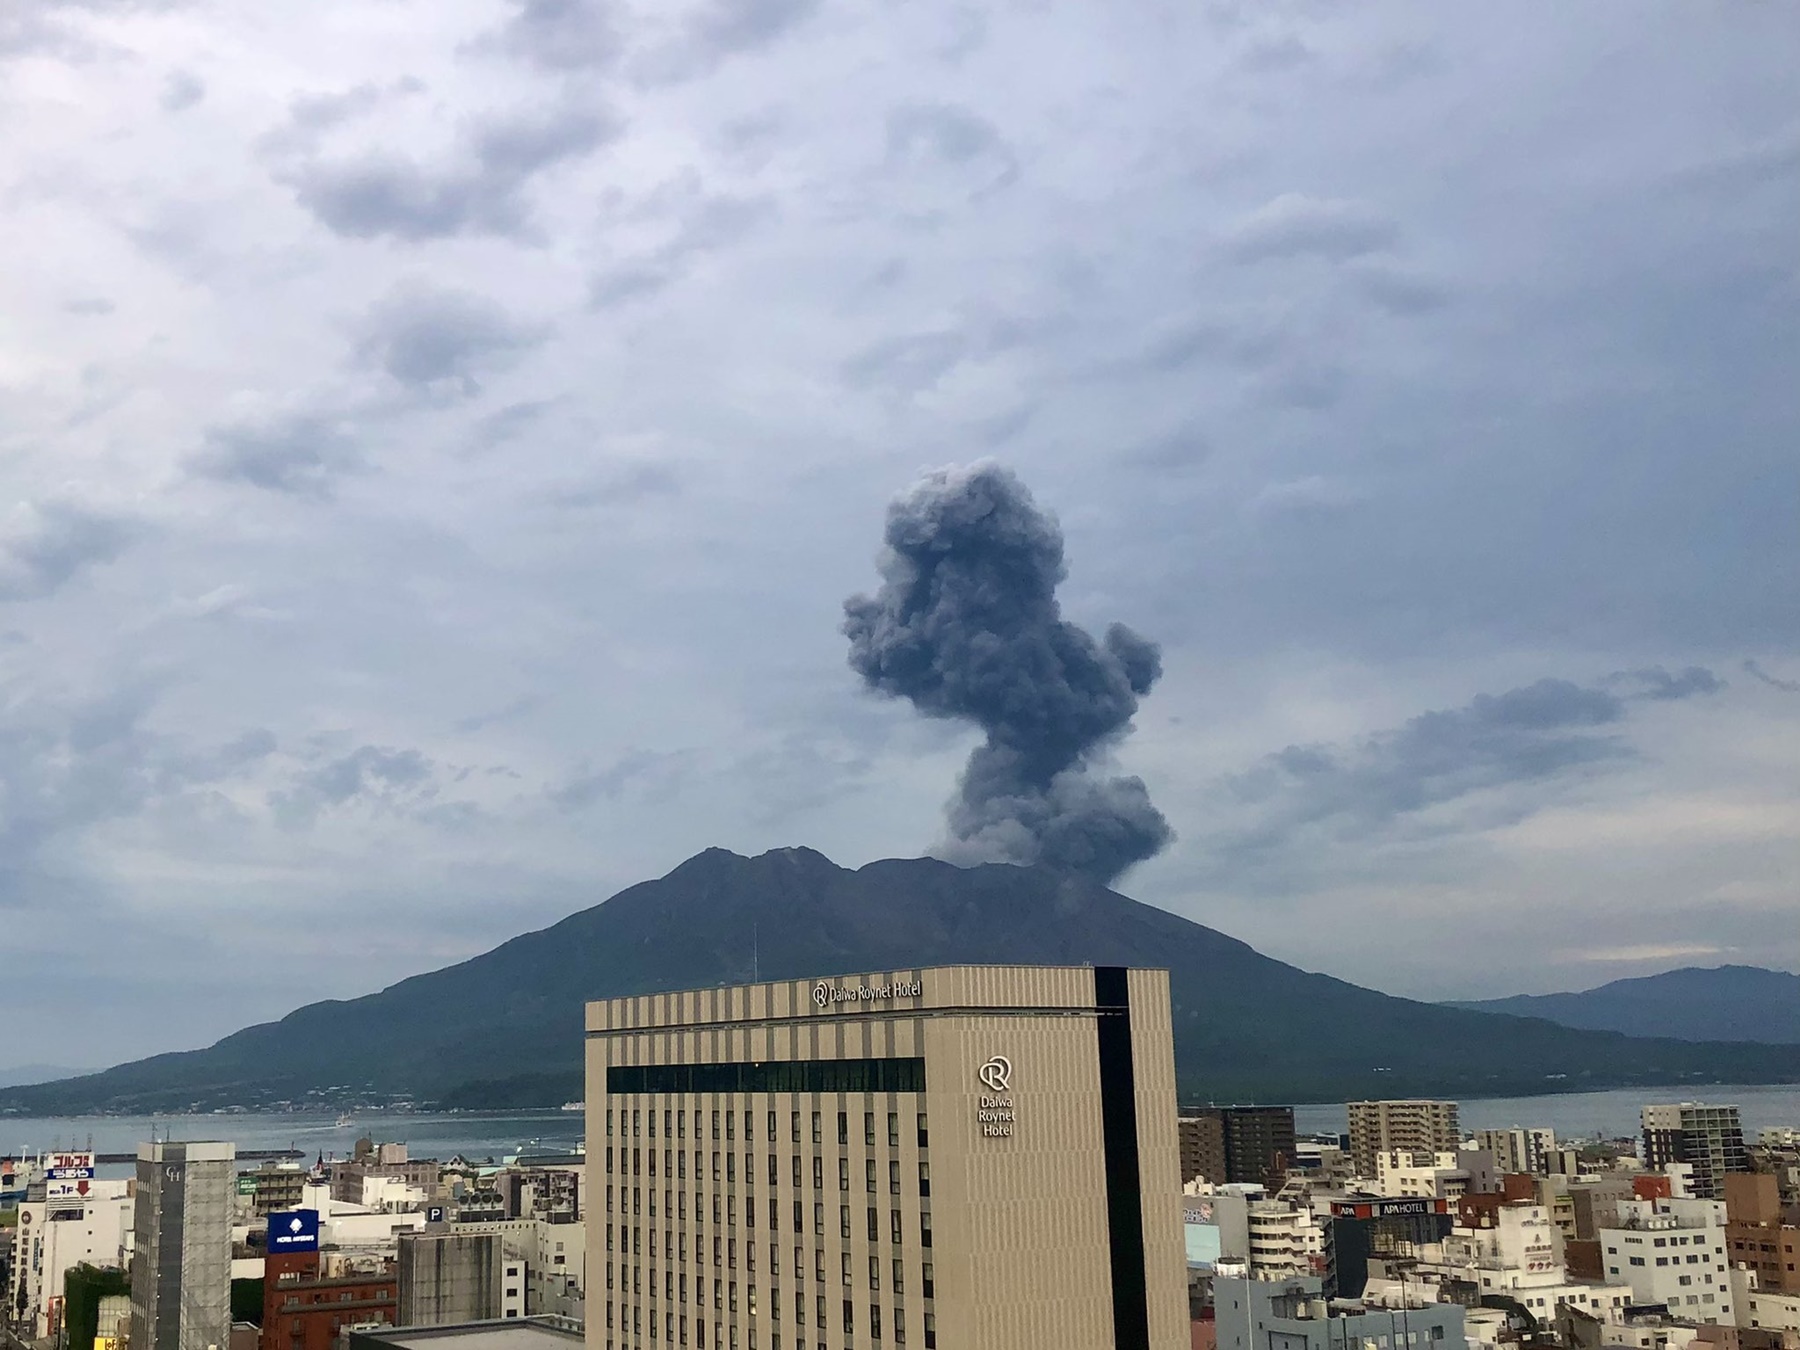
[
  {"left": 1349, "top": 1102, "right": 1461, "bottom": 1179},
  {"left": 248, "top": 1165, "right": 310, "bottom": 1218},
  {"left": 1376, "top": 1150, "right": 1498, "bottom": 1201},
  {"left": 1644, "top": 1107, "right": 1749, "bottom": 1203},
  {"left": 1215, "top": 1274, "right": 1466, "bottom": 1350},
  {"left": 1600, "top": 1197, "right": 1733, "bottom": 1321},
  {"left": 399, "top": 1228, "right": 530, "bottom": 1325},
  {"left": 350, "top": 1316, "right": 586, "bottom": 1350},
  {"left": 1474, "top": 1129, "right": 1557, "bottom": 1178},
  {"left": 1179, "top": 1109, "right": 1298, "bottom": 1189},
  {"left": 1733, "top": 1268, "right": 1800, "bottom": 1336},
  {"left": 1245, "top": 1201, "right": 1325, "bottom": 1281},
  {"left": 335, "top": 1145, "right": 441, "bottom": 1208},
  {"left": 1726, "top": 1174, "right": 1800, "bottom": 1296},
  {"left": 586, "top": 964, "right": 1188, "bottom": 1350},
  {"left": 131, "top": 1140, "right": 237, "bottom": 1350}
]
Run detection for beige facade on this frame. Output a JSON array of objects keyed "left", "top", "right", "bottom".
[
  {"left": 1346, "top": 1100, "right": 1461, "bottom": 1178},
  {"left": 585, "top": 964, "right": 1186, "bottom": 1350}
]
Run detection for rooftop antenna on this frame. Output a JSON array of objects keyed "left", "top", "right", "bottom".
[{"left": 753, "top": 922, "right": 760, "bottom": 983}]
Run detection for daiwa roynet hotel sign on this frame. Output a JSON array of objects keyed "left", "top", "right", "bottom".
[{"left": 812, "top": 977, "right": 923, "bottom": 1007}]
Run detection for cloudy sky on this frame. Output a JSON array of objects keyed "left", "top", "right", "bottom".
[{"left": 3, "top": 0, "right": 1797, "bottom": 1067}]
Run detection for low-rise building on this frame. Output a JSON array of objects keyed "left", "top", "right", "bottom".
[
  {"left": 262, "top": 1246, "right": 398, "bottom": 1350},
  {"left": 1733, "top": 1268, "right": 1800, "bottom": 1336},
  {"left": 1377, "top": 1149, "right": 1499, "bottom": 1201},
  {"left": 1216, "top": 1274, "right": 1466, "bottom": 1350}
]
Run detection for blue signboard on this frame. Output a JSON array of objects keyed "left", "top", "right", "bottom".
[
  {"left": 46, "top": 1166, "right": 96, "bottom": 1181},
  {"left": 268, "top": 1209, "right": 321, "bottom": 1252}
]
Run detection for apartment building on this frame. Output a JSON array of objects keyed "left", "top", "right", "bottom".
[
  {"left": 1177, "top": 1108, "right": 1297, "bottom": 1188},
  {"left": 1642, "top": 1106, "right": 1748, "bottom": 1202},
  {"left": 1348, "top": 1102, "right": 1461, "bottom": 1178}
]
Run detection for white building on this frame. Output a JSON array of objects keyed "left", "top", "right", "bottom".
[
  {"left": 7, "top": 1181, "right": 134, "bottom": 1338},
  {"left": 1246, "top": 1200, "right": 1326, "bottom": 1280},
  {"left": 1732, "top": 1268, "right": 1800, "bottom": 1334},
  {"left": 1377, "top": 1149, "right": 1498, "bottom": 1200},
  {"left": 1598, "top": 1197, "right": 1732, "bottom": 1322},
  {"left": 296, "top": 1179, "right": 427, "bottom": 1251},
  {"left": 1404, "top": 1200, "right": 1630, "bottom": 1327}
]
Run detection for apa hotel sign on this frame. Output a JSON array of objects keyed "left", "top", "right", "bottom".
[{"left": 811, "top": 978, "right": 923, "bottom": 1008}]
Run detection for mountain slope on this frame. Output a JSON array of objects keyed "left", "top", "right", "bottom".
[
  {"left": 9, "top": 848, "right": 1800, "bottom": 1114},
  {"left": 1449, "top": 965, "right": 1800, "bottom": 1043}
]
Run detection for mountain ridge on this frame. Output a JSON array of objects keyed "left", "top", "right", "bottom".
[
  {"left": 8, "top": 847, "right": 1800, "bottom": 1114},
  {"left": 1447, "top": 964, "right": 1800, "bottom": 1043}
]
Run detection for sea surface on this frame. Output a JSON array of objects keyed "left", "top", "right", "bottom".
[
  {"left": 1292, "top": 1082, "right": 1800, "bottom": 1140},
  {"left": 3, "top": 1108, "right": 585, "bottom": 1180},
  {"left": 8, "top": 1083, "right": 1800, "bottom": 1180}
]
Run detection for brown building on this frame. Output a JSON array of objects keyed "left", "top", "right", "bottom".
[
  {"left": 1726, "top": 1173, "right": 1800, "bottom": 1295},
  {"left": 586, "top": 964, "right": 1189, "bottom": 1350},
  {"left": 1177, "top": 1108, "right": 1296, "bottom": 1188},
  {"left": 262, "top": 1250, "right": 398, "bottom": 1350}
]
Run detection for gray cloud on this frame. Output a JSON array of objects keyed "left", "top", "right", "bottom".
[
  {"left": 589, "top": 188, "right": 774, "bottom": 306},
  {"left": 191, "top": 411, "right": 364, "bottom": 500},
  {"left": 0, "top": 501, "right": 136, "bottom": 601},
  {"left": 1744, "top": 659, "right": 1800, "bottom": 693},
  {"left": 548, "top": 749, "right": 695, "bottom": 811},
  {"left": 1221, "top": 193, "right": 1399, "bottom": 263},
  {"left": 279, "top": 103, "right": 622, "bottom": 241},
  {"left": 544, "top": 462, "right": 682, "bottom": 509},
  {"left": 1611, "top": 665, "right": 1725, "bottom": 701},
  {"left": 352, "top": 282, "right": 548, "bottom": 393},
  {"left": 637, "top": 0, "right": 821, "bottom": 84},
  {"left": 270, "top": 745, "right": 438, "bottom": 828},
  {"left": 883, "top": 103, "right": 1019, "bottom": 202},
  {"left": 844, "top": 463, "right": 1171, "bottom": 883},
  {"left": 160, "top": 70, "right": 204, "bottom": 111},
  {"left": 476, "top": 0, "right": 621, "bottom": 71},
  {"left": 63, "top": 297, "right": 115, "bottom": 316},
  {"left": 1210, "top": 672, "right": 1724, "bottom": 873}
]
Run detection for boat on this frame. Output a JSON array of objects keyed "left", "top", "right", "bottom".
[
  {"left": 559, "top": 1102, "right": 585, "bottom": 1112},
  {"left": 334, "top": 1114, "right": 355, "bottom": 1128}
]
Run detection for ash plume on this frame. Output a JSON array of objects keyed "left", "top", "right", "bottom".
[{"left": 843, "top": 462, "right": 1172, "bottom": 883}]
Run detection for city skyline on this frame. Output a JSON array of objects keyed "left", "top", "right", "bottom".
[{"left": 2, "top": 1, "right": 1797, "bottom": 1064}]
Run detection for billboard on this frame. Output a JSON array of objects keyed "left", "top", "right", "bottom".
[
  {"left": 1330, "top": 1197, "right": 1449, "bottom": 1220},
  {"left": 268, "top": 1209, "right": 321, "bottom": 1253},
  {"left": 46, "top": 1176, "right": 93, "bottom": 1202}
]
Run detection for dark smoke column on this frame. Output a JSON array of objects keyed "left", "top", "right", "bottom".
[{"left": 843, "top": 461, "right": 1172, "bottom": 884}]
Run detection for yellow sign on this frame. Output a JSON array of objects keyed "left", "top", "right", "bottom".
[{"left": 95, "top": 1337, "right": 118, "bottom": 1350}]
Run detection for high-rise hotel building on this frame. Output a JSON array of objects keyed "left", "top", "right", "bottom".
[{"left": 586, "top": 965, "right": 1186, "bottom": 1350}]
